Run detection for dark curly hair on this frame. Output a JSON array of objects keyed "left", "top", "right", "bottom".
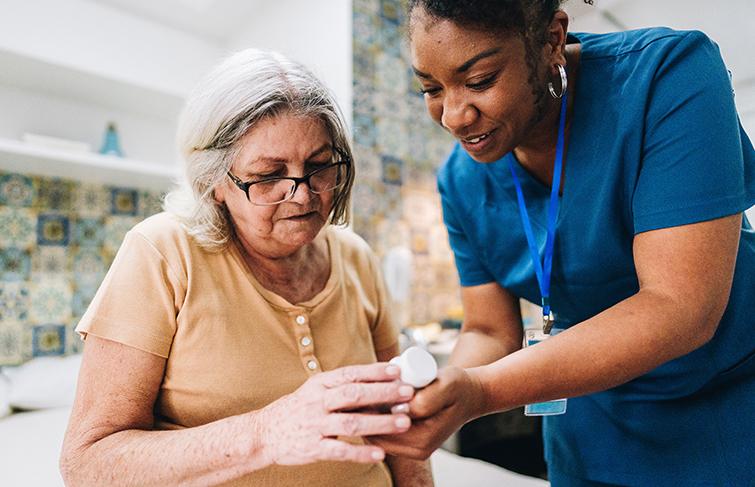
[
  {"left": 407, "top": 1, "right": 593, "bottom": 44},
  {"left": 407, "top": 1, "right": 592, "bottom": 123},
  {"left": 407, "top": 1, "right": 558, "bottom": 41}
]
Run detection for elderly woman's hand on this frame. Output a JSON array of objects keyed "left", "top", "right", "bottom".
[
  {"left": 257, "top": 362, "right": 415, "bottom": 465},
  {"left": 368, "top": 366, "right": 488, "bottom": 460}
]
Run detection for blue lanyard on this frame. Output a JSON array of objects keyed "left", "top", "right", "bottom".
[{"left": 506, "top": 92, "right": 568, "bottom": 324}]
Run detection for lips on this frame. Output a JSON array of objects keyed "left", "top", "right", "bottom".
[
  {"left": 285, "top": 211, "right": 316, "bottom": 220},
  {"left": 459, "top": 129, "right": 496, "bottom": 154},
  {"left": 463, "top": 131, "right": 492, "bottom": 144}
]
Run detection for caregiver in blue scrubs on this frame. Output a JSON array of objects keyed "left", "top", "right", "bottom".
[{"left": 371, "top": 1, "right": 755, "bottom": 485}]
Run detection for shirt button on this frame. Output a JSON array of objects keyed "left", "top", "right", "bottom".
[
  {"left": 301, "top": 336, "right": 312, "bottom": 347},
  {"left": 307, "top": 360, "right": 317, "bottom": 370},
  {"left": 295, "top": 315, "right": 306, "bottom": 325}
]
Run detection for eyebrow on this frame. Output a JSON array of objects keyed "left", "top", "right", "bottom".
[
  {"left": 412, "top": 47, "right": 502, "bottom": 79},
  {"left": 241, "top": 143, "right": 333, "bottom": 175}
]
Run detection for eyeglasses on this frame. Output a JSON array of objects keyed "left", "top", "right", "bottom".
[{"left": 227, "top": 155, "right": 351, "bottom": 206}]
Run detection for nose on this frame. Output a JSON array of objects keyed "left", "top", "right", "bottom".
[
  {"left": 289, "top": 179, "right": 315, "bottom": 204},
  {"left": 440, "top": 91, "right": 477, "bottom": 134}
]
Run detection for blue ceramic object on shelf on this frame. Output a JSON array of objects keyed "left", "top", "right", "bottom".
[{"left": 99, "top": 122, "right": 124, "bottom": 157}]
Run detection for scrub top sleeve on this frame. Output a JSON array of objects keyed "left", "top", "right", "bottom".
[
  {"left": 632, "top": 30, "right": 751, "bottom": 234},
  {"left": 438, "top": 174, "right": 495, "bottom": 287}
]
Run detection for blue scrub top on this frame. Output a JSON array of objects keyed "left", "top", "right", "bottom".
[{"left": 438, "top": 28, "right": 755, "bottom": 485}]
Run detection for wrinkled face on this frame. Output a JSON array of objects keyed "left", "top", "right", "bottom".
[
  {"left": 215, "top": 113, "right": 336, "bottom": 258},
  {"left": 409, "top": 9, "right": 551, "bottom": 162}
]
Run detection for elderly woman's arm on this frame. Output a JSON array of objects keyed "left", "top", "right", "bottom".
[
  {"left": 61, "top": 336, "right": 413, "bottom": 486},
  {"left": 376, "top": 345, "right": 435, "bottom": 487}
]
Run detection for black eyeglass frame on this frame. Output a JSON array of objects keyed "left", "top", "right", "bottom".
[{"left": 226, "top": 149, "right": 352, "bottom": 206}]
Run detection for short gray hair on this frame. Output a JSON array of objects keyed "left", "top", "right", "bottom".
[{"left": 164, "top": 48, "right": 355, "bottom": 250}]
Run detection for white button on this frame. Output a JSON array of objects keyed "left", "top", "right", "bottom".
[
  {"left": 295, "top": 315, "right": 306, "bottom": 325},
  {"left": 307, "top": 360, "right": 317, "bottom": 370},
  {"left": 301, "top": 336, "right": 312, "bottom": 347}
]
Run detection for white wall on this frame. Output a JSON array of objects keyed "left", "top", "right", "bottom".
[
  {"left": 0, "top": 0, "right": 224, "bottom": 165},
  {"left": 226, "top": 0, "right": 354, "bottom": 129},
  {"left": 0, "top": 0, "right": 353, "bottom": 165},
  {"left": 0, "top": 0, "right": 221, "bottom": 97}
]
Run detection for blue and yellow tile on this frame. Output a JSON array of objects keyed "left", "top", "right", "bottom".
[
  {"left": 381, "top": 155, "right": 404, "bottom": 186},
  {"left": 72, "top": 217, "right": 105, "bottom": 247},
  {"left": 0, "top": 247, "right": 31, "bottom": 282},
  {"left": 103, "top": 215, "right": 140, "bottom": 254},
  {"left": 375, "top": 52, "right": 407, "bottom": 94},
  {"left": 31, "top": 247, "right": 69, "bottom": 275},
  {"left": 0, "top": 282, "right": 29, "bottom": 324},
  {"left": 352, "top": 0, "right": 463, "bottom": 324},
  {"left": 0, "top": 173, "right": 35, "bottom": 207},
  {"left": 32, "top": 324, "right": 66, "bottom": 357},
  {"left": 72, "top": 248, "right": 107, "bottom": 288},
  {"left": 139, "top": 191, "right": 164, "bottom": 217},
  {"left": 35, "top": 178, "right": 74, "bottom": 211},
  {"left": 37, "top": 213, "right": 70, "bottom": 246},
  {"left": 0, "top": 207, "right": 36, "bottom": 249},
  {"left": 0, "top": 322, "right": 25, "bottom": 365},
  {"left": 354, "top": 113, "right": 378, "bottom": 149},
  {"left": 110, "top": 188, "right": 139, "bottom": 216},
  {"left": 29, "top": 278, "right": 72, "bottom": 324},
  {"left": 71, "top": 283, "right": 98, "bottom": 318},
  {"left": 0, "top": 170, "right": 163, "bottom": 363},
  {"left": 74, "top": 183, "right": 110, "bottom": 218}
]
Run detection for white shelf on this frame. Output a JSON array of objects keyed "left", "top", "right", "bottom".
[
  {"left": 0, "top": 138, "right": 179, "bottom": 192},
  {"left": 0, "top": 48, "right": 186, "bottom": 122}
]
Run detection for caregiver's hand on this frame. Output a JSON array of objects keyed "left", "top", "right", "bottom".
[
  {"left": 257, "top": 362, "right": 415, "bottom": 465},
  {"left": 369, "top": 366, "right": 488, "bottom": 460}
]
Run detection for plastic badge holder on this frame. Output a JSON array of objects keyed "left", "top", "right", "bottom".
[
  {"left": 389, "top": 346, "right": 438, "bottom": 389},
  {"left": 523, "top": 329, "right": 567, "bottom": 416}
]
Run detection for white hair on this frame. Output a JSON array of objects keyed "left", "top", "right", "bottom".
[{"left": 164, "top": 48, "right": 354, "bottom": 250}]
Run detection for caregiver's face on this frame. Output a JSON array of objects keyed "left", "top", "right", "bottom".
[{"left": 409, "top": 9, "right": 548, "bottom": 163}]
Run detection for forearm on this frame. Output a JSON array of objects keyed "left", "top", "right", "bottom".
[
  {"left": 61, "top": 411, "right": 267, "bottom": 487},
  {"left": 448, "top": 327, "right": 521, "bottom": 368},
  {"left": 473, "top": 288, "right": 716, "bottom": 414},
  {"left": 386, "top": 455, "right": 434, "bottom": 487}
]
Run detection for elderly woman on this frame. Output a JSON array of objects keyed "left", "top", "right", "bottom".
[
  {"left": 372, "top": 1, "right": 755, "bottom": 486},
  {"left": 60, "top": 49, "right": 432, "bottom": 486}
]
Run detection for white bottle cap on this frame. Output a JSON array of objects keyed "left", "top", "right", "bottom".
[{"left": 389, "top": 346, "right": 438, "bottom": 388}]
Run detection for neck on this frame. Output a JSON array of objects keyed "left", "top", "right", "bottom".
[
  {"left": 235, "top": 231, "right": 329, "bottom": 289},
  {"left": 514, "top": 46, "right": 580, "bottom": 182}
]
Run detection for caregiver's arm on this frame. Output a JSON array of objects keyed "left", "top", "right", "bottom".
[
  {"left": 61, "top": 336, "right": 411, "bottom": 487},
  {"left": 372, "top": 214, "right": 742, "bottom": 461},
  {"left": 475, "top": 214, "right": 741, "bottom": 412},
  {"left": 447, "top": 283, "right": 524, "bottom": 368}
]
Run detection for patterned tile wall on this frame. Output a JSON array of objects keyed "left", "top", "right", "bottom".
[
  {"left": 352, "top": 0, "right": 462, "bottom": 326},
  {"left": 0, "top": 171, "right": 163, "bottom": 365}
]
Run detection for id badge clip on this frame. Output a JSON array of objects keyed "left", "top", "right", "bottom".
[{"left": 523, "top": 328, "right": 567, "bottom": 416}]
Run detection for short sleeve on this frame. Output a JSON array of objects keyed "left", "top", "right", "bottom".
[
  {"left": 438, "top": 168, "right": 495, "bottom": 286},
  {"left": 76, "top": 231, "right": 185, "bottom": 357},
  {"left": 632, "top": 31, "right": 754, "bottom": 233}
]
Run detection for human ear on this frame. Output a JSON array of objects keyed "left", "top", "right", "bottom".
[
  {"left": 546, "top": 10, "right": 570, "bottom": 67},
  {"left": 213, "top": 183, "right": 227, "bottom": 204}
]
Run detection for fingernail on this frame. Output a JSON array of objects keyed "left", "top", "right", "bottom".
[
  {"left": 399, "top": 385, "right": 414, "bottom": 397},
  {"left": 391, "top": 403, "right": 410, "bottom": 414},
  {"left": 386, "top": 365, "right": 400, "bottom": 376},
  {"left": 372, "top": 450, "right": 385, "bottom": 460},
  {"left": 395, "top": 416, "right": 411, "bottom": 428}
]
